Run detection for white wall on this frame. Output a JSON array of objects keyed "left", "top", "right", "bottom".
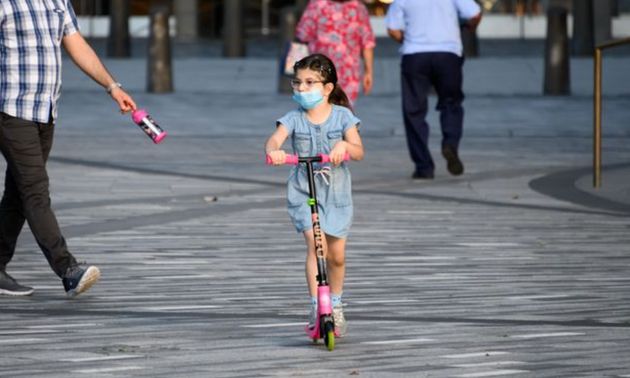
[
  {"left": 371, "top": 14, "right": 630, "bottom": 39},
  {"left": 77, "top": 14, "right": 630, "bottom": 39},
  {"left": 77, "top": 16, "right": 176, "bottom": 38}
]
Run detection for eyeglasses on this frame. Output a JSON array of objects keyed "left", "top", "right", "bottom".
[{"left": 290, "top": 79, "right": 325, "bottom": 89}]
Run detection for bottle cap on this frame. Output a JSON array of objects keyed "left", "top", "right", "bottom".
[
  {"left": 131, "top": 109, "right": 148, "bottom": 124},
  {"left": 153, "top": 131, "right": 168, "bottom": 144}
]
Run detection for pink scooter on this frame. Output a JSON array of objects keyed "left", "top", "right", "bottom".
[{"left": 266, "top": 152, "right": 349, "bottom": 351}]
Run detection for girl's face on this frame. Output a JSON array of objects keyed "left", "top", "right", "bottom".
[{"left": 292, "top": 68, "right": 334, "bottom": 96}]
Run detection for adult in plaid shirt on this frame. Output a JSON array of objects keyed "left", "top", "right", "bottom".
[{"left": 0, "top": 1, "right": 137, "bottom": 297}]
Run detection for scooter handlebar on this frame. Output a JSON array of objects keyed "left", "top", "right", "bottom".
[
  {"left": 266, "top": 152, "right": 350, "bottom": 165},
  {"left": 319, "top": 153, "right": 351, "bottom": 164}
]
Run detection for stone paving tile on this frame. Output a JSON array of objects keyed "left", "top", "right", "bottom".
[
  {"left": 3, "top": 49, "right": 630, "bottom": 376},
  {"left": 2, "top": 135, "right": 630, "bottom": 377}
]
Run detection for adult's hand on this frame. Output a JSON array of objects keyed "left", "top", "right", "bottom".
[
  {"left": 109, "top": 87, "right": 137, "bottom": 114},
  {"left": 363, "top": 72, "right": 373, "bottom": 95}
]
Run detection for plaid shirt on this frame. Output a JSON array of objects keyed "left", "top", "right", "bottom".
[{"left": 0, "top": 0, "right": 79, "bottom": 123}]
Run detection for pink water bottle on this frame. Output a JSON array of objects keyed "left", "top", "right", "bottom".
[{"left": 131, "top": 109, "right": 168, "bottom": 144}]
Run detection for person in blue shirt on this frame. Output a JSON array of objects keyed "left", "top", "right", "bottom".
[
  {"left": 386, "top": 0, "right": 481, "bottom": 179},
  {"left": 266, "top": 54, "right": 364, "bottom": 336}
]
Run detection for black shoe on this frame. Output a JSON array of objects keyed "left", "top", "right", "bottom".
[
  {"left": 442, "top": 145, "right": 464, "bottom": 176},
  {"left": 412, "top": 171, "right": 434, "bottom": 180},
  {"left": 62, "top": 265, "right": 100, "bottom": 297},
  {"left": 0, "top": 270, "right": 34, "bottom": 296}
]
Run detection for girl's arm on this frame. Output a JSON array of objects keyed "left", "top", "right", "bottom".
[
  {"left": 330, "top": 125, "right": 364, "bottom": 165},
  {"left": 265, "top": 125, "right": 290, "bottom": 165}
]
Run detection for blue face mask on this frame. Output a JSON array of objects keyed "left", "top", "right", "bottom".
[{"left": 292, "top": 89, "right": 324, "bottom": 110}]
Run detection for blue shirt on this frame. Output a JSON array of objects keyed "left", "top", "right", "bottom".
[
  {"left": 385, "top": 0, "right": 481, "bottom": 57},
  {"left": 0, "top": 0, "right": 80, "bottom": 123}
]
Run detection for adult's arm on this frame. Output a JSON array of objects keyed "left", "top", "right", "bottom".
[
  {"left": 387, "top": 29, "right": 404, "bottom": 44},
  {"left": 456, "top": 0, "right": 483, "bottom": 31},
  {"left": 385, "top": 0, "right": 405, "bottom": 44},
  {"left": 466, "top": 12, "right": 483, "bottom": 31},
  {"left": 359, "top": 4, "right": 376, "bottom": 95},
  {"left": 62, "top": 32, "right": 136, "bottom": 113},
  {"left": 362, "top": 47, "right": 374, "bottom": 95}
]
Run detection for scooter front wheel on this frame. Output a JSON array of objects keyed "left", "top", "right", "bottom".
[{"left": 323, "top": 321, "right": 335, "bottom": 351}]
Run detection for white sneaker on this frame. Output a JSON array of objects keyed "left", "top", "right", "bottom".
[
  {"left": 308, "top": 304, "right": 317, "bottom": 330},
  {"left": 332, "top": 303, "right": 347, "bottom": 336}
]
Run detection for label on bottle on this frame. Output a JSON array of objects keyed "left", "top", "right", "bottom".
[{"left": 142, "top": 117, "right": 162, "bottom": 135}]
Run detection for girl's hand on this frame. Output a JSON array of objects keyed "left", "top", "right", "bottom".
[
  {"left": 329, "top": 141, "right": 348, "bottom": 166},
  {"left": 267, "top": 150, "right": 287, "bottom": 166}
]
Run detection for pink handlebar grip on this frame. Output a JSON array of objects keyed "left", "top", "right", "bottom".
[
  {"left": 266, "top": 153, "right": 350, "bottom": 165},
  {"left": 265, "top": 154, "right": 300, "bottom": 165},
  {"left": 285, "top": 155, "right": 299, "bottom": 165},
  {"left": 319, "top": 152, "right": 350, "bottom": 164}
]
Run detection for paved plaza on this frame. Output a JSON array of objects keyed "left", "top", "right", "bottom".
[{"left": 1, "top": 39, "right": 630, "bottom": 377}]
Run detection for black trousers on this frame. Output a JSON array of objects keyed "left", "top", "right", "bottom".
[
  {"left": 401, "top": 52, "right": 465, "bottom": 176},
  {"left": 0, "top": 112, "right": 76, "bottom": 278}
]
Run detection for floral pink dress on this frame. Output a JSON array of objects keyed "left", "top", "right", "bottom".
[{"left": 296, "top": 0, "right": 376, "bottom": 102}]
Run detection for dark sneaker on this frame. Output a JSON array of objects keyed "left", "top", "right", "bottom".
[
  {"left": 412, "top": 171, "right": 434, "bottom": 180},
  {"left": 442, "top": 145, "right": 464, "bottom": 176},
  {"left": 62, "top": 265, "right": 100, "bottom": 297},
  {"left": 0, "top": 270, "right": 34, "bottom": 296}
]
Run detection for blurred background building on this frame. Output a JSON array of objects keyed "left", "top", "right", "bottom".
[{"left": 70, "top": 0, "right": 630, "bottom": 41}]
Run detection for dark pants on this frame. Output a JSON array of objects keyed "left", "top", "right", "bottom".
[
  {"left": 0, "top": 112, "right": 76, "bottom": 278},
  {"left": 401, "top": 52, "right": 465, "bottom": 176}
]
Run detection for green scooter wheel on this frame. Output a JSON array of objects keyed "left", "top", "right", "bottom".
[{"left": 323, "top": 322, "right": 335, "bottom": 351}]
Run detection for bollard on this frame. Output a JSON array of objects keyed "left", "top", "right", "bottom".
[
  {"left": 593, "top": 0, "right": 613, "bottom": 45},
  {"left": 572, "top": 0, "right": 594, "bottom": 56},
  {"left": 278, "top": 6, "right": 300, "bottom": 94},
  {"left": 223, "top": 0, "right": 245, "bottom": 57},
  {"left": 147, "top": 3, "right": 173, "bottom": 93},
  {"left": 107, "top": 0, "right": 131, "bottom": 57},
  {"left": 174, "top": 0, "right": 199, "bottom": 40},
  {"left": 543, "top": 6, "right": 570, "bottom": 95}
]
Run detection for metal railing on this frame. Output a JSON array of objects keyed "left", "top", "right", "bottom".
[{"left": 593, "top": 37, "right": 630, "bottom": 188}]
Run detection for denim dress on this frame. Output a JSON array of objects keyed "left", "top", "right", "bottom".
[{"left": 277, "top": 105, "right": 360, "bottom": 238}]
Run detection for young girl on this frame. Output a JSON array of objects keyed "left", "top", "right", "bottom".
[{"left": 265, "top": 54, "right": 364, "bottom": 336}]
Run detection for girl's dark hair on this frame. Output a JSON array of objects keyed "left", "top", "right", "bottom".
[{"left": 294, "top": 53, "right": 352, "bottom": 111}]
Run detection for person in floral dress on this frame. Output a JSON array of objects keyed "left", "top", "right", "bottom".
[{"left": 296, "top": 0, "right": 376, "bottom": 103}]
